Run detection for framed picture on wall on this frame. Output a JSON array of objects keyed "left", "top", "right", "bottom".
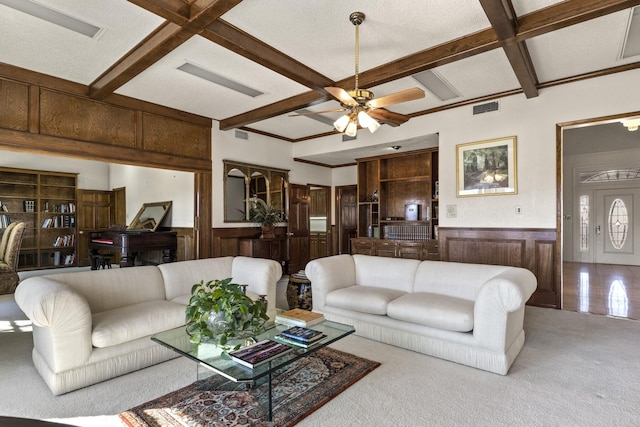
[{"left": 456, "top": 136, "right": 517, "bottom": 197}]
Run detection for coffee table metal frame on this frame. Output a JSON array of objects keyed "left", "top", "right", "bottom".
[{"left": 151, "top": 320, "right": 354, "bottom": 421}]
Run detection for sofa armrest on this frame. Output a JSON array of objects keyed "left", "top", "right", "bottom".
[
  {"left": 231, "top": 256, "right": 282, "bottom": 320},
  {"left": 473, "top": 268, "right": 537, "bottom": 351},
  {"left": 15, "top": 277, "right": 93, "bottom": 372},
  {"left": 305, "top": 255, "right": 356, "bottom": 312}
]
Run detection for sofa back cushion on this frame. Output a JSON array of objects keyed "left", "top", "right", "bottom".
[
  {"left": 41, "top": 266, "right": 166, "bottom": 313},
  {"left": 353, "top": 254, "right": 420, "bottom": 293},
  {"left": 158, "top": 257, "right": 234, "bottom": 302},
  {"left": 413, "top": 261, "right": 512, "bottom": 300}
]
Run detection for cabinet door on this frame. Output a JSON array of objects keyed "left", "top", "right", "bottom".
[
  {"left": 375, "top": 241, "right": 397, "bottom": 258},
  {"left": 351, "top": 238, "right": 374, "bottom": 255},
  {"left": 77, "top": 190, "right": 113, "bottom": 267},
  {"left": 398, "top": 242, "right": 423, "bottom": 260}
]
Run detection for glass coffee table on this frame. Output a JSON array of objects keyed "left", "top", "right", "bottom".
[{"left": 151, "top": 320, "right": 355, "bottom": 422}]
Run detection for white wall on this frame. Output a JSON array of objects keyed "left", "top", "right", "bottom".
[
  {"left": 0, "top": 151, "right": 110, "bottom": 190},
  {"left": 108, "top": 164, "right": 194, "bottom": 227},
  {"left": 292, "top": 68, "right": 640, "bottom": 230}
]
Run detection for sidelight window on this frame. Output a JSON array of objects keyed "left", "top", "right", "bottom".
[{"left": 579, "top": 195, "right": 589, "bottom": 252}]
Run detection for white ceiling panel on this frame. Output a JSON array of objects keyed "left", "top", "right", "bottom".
[
  {"left": 527, "top": 10, "right": 636, "bottom": 82},
  {"left": 116, "top": 35, "right": 309, "bottom": 120},
  {"left": 512, "top": 0, "right": 564, "bottom": 16},
  {"left": 222, "top": 0, "right": 491, "bottom": 82},
  {"left": 0, "top": 0, "right": 163, "bottom": 84}
]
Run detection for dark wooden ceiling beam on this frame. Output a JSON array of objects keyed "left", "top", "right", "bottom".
[
  {"left": 220, "top": 0, "right": 637, "bottom": 131},
  {"left": 89, "top": 0, "right": 242, "bottom": 100},
  {"left": 516, "top": 0, "right": 640, "bottom": 42},
  {"left": 480, "top": 0, "right": 539, "bottom": 98},
  {"left": 127, "top": 0, "right": 191, "bottom": 25},
  {"left": 219, "top": 28, "right": 501, "bottom": 130},
  {"left": 201, "top": 20, "right": 334, "bottom": 92}
]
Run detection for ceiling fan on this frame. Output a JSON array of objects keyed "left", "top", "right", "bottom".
[{"left": 292, "top": 11, "right": 425, "bottom": 137}]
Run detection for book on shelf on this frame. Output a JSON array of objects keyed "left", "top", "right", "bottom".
[
  {"left": 275, "top": 308, "right": 324, "bottom": 327},
  {"left": 228, "top": 339, "right": 292, "bottom": 369},
  {"left": 274, "top": 333, "right": 326, "bottom": 348},
  {"left": 279, "top": 326, "right": 324, "bottom": 343}
]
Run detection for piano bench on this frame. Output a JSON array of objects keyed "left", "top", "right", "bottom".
[{"left": 91, "top": 254, "right": 113, "bottom": 270}]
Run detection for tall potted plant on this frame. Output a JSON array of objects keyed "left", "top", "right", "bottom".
[{"left": 248, "top": 198, "right": 286, "bottom": 238}]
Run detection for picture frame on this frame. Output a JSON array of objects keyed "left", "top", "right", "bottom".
[{"left": 456, "top": 136, "right": 517, "bottom": 197}]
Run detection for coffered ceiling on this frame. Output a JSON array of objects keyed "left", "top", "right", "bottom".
[{"left": 1, "top": 0, "right": 639, "bottom": 147}]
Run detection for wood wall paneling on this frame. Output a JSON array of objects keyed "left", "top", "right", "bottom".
[
  {"left": 39, "top": 89, "right": 137, "bottom": 147},
  {"left": 438, "top": 227, "right": 559, "bottom": 308},
  {"left": 0, "top": 78, "right": 29, "bottom": 131},
  {"left": 142, "top": 113, "right": 210, "bottom": 158}
]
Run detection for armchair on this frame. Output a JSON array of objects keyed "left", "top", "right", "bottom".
[{"left": 0, "top": 222, "right": 25, "bottom": 295}]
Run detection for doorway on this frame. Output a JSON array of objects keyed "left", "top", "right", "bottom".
[
  {"left": 336, "top": 185, "right": 357, "bottom": 255},
  {"left": 560, "top": 114, "right": 640, "bottom": 320}
]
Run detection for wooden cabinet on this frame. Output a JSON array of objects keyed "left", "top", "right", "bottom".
[
  {"left": 351, "top": 238, "right": 439, "bottom": 261},
  {"left": 355, "top": 148, "right": 438, "bottom": 253},
  {"left": 309, "top": 232, "right": 327, "bottom": 260},
  {"left": 0, "top": 167, "right": 77, "bottom": 270},
  {"left": 238, "top": 237, "right": 288, "bottom": 270}
]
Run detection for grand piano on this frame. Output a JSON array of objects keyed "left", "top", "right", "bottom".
[{"left": 88, "top": 201, "right": 177, "bottom": 270}]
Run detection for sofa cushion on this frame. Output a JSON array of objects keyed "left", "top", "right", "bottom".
[
  {"left": 353, "top": 255, "right": 420, "bottom": 293},
  {"left": 325, "top": 286, "right": 407, "bottom": 315},
  {"left": 387, "top": 293, "right": 475, "bottom": 332},
  {"left": 159, "top": 257, "right": 234, "bottom": 302},
  {"left": 92, "top": 300, "right": 186, "bottom": 348}
]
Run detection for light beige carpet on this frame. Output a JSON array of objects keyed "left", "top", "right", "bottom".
[{"left": 1, "top": 294, "right": 638, "bottom": 426}]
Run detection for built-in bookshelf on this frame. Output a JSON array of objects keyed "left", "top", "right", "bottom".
[{"left": 0, "top": 167, "right": 78, "bottom": 270}]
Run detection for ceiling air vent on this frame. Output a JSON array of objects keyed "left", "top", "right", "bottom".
[
  {"left": 473, "top": 101, "right": 499, "bottom": 115},
  {"left": 234, "top": 130, "right": 248, "bottom": 140},
  {"left": 342, "top": 134, "right": 357, "bottom": 142}
]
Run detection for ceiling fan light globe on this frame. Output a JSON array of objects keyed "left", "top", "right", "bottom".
[
  {"left": 334, "top": 115, "right": 350, "bottom": 132},
  {"left": 345, "top": 120, "right": 358, "bottom": 137},
  {"left": 621, "top": 118, "right": 640, "bottom": 131},
  {"left": 358, "top": 111, "right": 380, "bottom": 133}
]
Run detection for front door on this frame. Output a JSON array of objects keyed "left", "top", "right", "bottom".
[
  {"left": 287, "top": 184, "right": 310, "bottom": 274},
  {"left": 594, "top": 188, "right": 640, "bottom": 265}
]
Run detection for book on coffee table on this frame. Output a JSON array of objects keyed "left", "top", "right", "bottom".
[
  {"left": 275, "top": 308, "right": 324, "bottom": 327},
  {"left": 279, "top": 326, "right": 324, "bottom": 343},
  {"left": 274, "top": 333, "right": 327, "bottom": 348},
  {"left": 228, "top": 339, "right": 292, "bottom": 369}
]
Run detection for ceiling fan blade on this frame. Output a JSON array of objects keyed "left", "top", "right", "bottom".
[
  {"left": 325, "top": 86, "right": 359, "bottom": 106},
  {"left": 367, "top": 108, "right": 410, "bottom": 127},
  {"left": 289, "top": 108, "right": 346, "bottom": 117},
  {"left": 367, "top": 88, "right": 425, "bottom": 109}
]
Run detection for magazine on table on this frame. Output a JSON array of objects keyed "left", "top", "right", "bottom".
[
  {"left": 279, "top": 326, "right": 324, "bottom": 343},
  {"left": 228, "top": 339, "right": 292, "bottom": 369},
  {"left": 274, "top": 333, "right": 327, "bottom": 348}
]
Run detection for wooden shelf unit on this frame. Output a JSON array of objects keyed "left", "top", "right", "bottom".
[
  {"left": 0, "top": 167, "right": 78, "bottom": 271},
  {"left": 356, "top": 148, "right": 438, "bottom": 241}
]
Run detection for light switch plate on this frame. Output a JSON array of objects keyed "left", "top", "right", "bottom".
[{"left": 446, "top": 204, "right": 457, "bottom": 218}]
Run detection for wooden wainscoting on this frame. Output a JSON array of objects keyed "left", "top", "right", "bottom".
[{"left": 438, "top": 227, "right": 559, "bottom": 308}]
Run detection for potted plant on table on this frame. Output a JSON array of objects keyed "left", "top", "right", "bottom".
[
  {"left": 185, "top": 278, "right": 269, "bottom": 350},
  {"left": 248, "top": 198, "right": 287, "bottom": 239}
]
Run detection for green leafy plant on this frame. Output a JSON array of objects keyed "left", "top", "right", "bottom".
[
  {"left": 185, "top": 278, "right": 269, "bottom": 349},
  {"left": 248, "top": 198, "right": 287, "bottom": 227}
]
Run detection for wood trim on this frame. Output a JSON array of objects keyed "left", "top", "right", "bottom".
[
  {"left": 194, "top": 172, "right": 212, "bottom": 259},
  {"left": 438, "top": 227, "right": 559, "bottom": 308},
  {"left": 0, "top": 128, "right": 211, "bottom": 173}
]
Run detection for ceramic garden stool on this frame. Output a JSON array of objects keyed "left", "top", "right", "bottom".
[{"left": 287, "top": 276, "right": 312, "bottom": 310}]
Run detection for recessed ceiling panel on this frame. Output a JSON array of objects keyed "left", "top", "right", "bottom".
[
  {"left": 222, "top": 0, "right": 491, "bottom": 82},
  {"left": 512, "top": 0, "right": 564, "bottom": 16},
  {"left": 116, "top": 35, "right": 310, "bottom": 120},
  {"left": 527, "top": 10, "right": 635, "bottom": 82},
  {"left": 0, "top": 0, "right": 163, "bottom": 84}
]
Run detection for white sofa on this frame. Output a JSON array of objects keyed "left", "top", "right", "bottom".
[
  {"left": 305, "top": 254, "right": 537, "bottom": 375},
  {"left": 14, "top": 256, "right": 282, "bottom": 395}
]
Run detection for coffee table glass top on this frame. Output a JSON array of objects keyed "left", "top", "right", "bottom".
[{"left": 152, "top": 320, "right": 355, "bottom": 383}]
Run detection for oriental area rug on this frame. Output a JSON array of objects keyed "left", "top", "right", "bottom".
[{"left": 119, "top": 348, "right": 379, "bottom": 427}]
